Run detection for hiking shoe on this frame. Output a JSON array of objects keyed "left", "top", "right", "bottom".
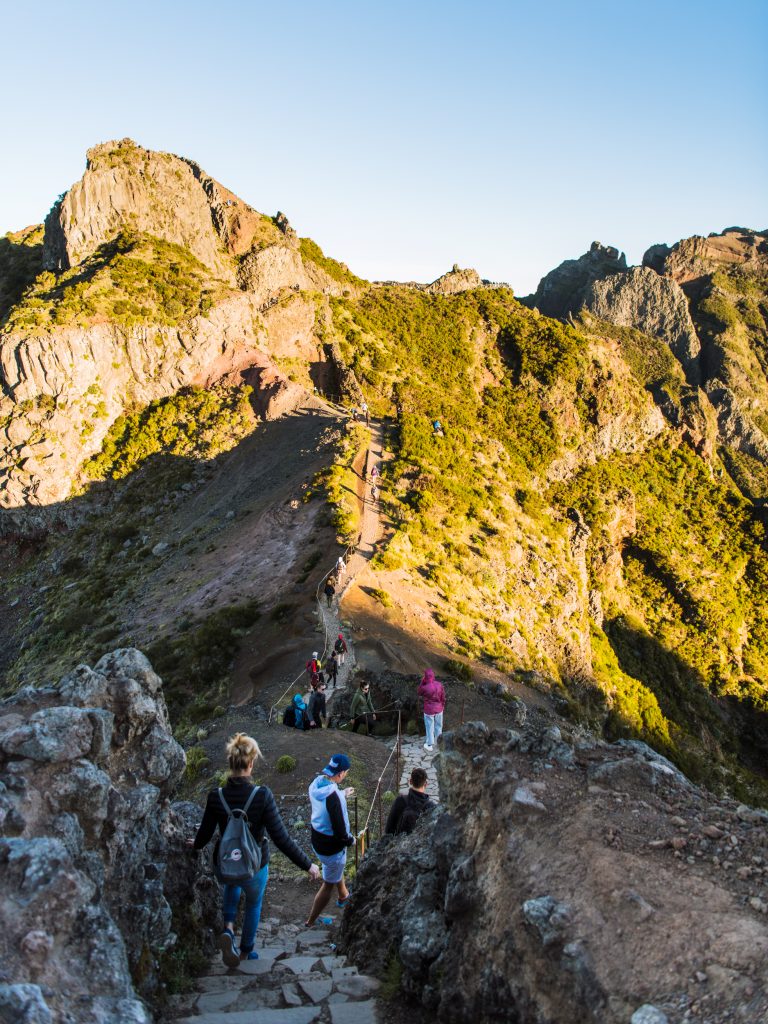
[
  {"left": 242, "top": 951, "right": 259, "bottom": 961},
  {"left": 336, "top": 895, "right": 351, "bottom": 908},
  {"left": 219, "top": 929, "right": 240, "bottom": 969},
  {"left": 423, "top": 744, "right": 433, "bottom": 752}
]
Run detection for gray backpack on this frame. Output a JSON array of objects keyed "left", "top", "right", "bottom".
[{"left": 214, "top": 786, "right": 262, "bottom": 883}]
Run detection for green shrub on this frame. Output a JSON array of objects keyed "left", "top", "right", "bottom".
[
  {"left": 443, "top": 658, "right": 473, "bottom": 683},
  {"left": 276, "top": 755, "right": 297, "bottom": 774},
  {"left": 184, "top": 746, "right": 210, "bottom": 782},
  {"left": 83, "top": 384, "right": 254, "bottom": 482},
  {"left": 369, "top": 588, "right": 393, "bottom": 608}
]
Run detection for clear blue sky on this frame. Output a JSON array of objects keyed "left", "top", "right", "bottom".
[{"left": 2, "top": 0, "right": 766, "bottom": 294}]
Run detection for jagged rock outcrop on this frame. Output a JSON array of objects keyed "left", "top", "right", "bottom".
[
  {"left": 0, "top": 649, "right": 217, "bottom": 1023},
  {"left": 530, "top": 242, "right": 627, "bottom": 319},
  {"left": 43, "top": 140, "right": 235, "bottom": 283},
  {"left": 582, "top": 266, "right": 701, "bottom": 378},
  {"left": 643, "top": 227, "right": 768, "bottom": 287},
  {"left": 340, "top": 721, "right": 768, "bottom": 1023},
  {"left": 425, "top": 265, "right": 484, "bottom": 295}
]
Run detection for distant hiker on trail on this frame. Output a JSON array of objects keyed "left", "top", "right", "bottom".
[
  {"left": 361, "top": 400, "right": 369, "bottom": 426},
  {"left": 334, "top": 633, "right": 348, "bottom": 666},
  {"left": 190, "top": 732, "right": 320, "bottom": 966},
  {"left": 432, "top": 419, "right": 443, "bottom": 435},
  {"left": 326, "top": 652, "right": 339, "bottom": 687},
  {"left": 283, "top": 694, "right": 311, "bottom": 730},
  {"left": 385, "top": 767, "right": 434, "bottom": 835},
  {"left": 336, "top": 554, "right": 346, "bottom": 577},
  {"left": 350, "top": 680, "right": 376, "bottom": 734},
  {"left": 371, "top": 484, "right": 379, "bottom": 502},
  {"left": 309, "top": 682, "right": 327, "bottom": 729},
  {"left": 306, "top": 653, "right": 325, "bottom": 686},
  {"left": 370, "top": 464, "right": 378, "bottom": 482},
  {"left": 306, "top": 753, "right": 355, "bottom": 927},
  {"left": 418, "top": 668, "right": 446, "bottom": 752},
  {"left": 324, "top": 578, "right": 336, "bottom": 607}
]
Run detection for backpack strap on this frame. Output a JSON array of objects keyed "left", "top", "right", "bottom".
[
  {"left": 241, "top": 784, "right": 261, "bottom": 821},
  {"left": 218, "top": 785, "right": 261, "bottom": 821}
]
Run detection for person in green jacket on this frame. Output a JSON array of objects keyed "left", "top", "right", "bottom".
[{"left": 349, "top": 681, "right": 376, "bottom": 734}]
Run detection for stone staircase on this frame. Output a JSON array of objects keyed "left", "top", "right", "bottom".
[
  {"left": 169, "top": 918, "right": 379, "bottom": 1024},
  {"left": 397, "top": 734, "right": 439, "bottom": 793}
]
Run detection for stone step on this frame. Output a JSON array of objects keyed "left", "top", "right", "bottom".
[{"left": 175, "top": 1007, "right": 321, "bottom": 1024}]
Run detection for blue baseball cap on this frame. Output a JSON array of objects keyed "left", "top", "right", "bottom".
[{"left": 323, "top": 753, "right": 351, "bottom": 776}]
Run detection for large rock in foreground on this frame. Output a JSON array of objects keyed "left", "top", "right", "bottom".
[
  {"left": 340, "top": 721, "right": 768, "bottom": 1023},
  {"left": 0, "top": 649, "right": 217, "bottom": 1023}
]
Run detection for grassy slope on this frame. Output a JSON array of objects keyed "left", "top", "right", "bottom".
[
  {"left": 3, "top": 230, "right": 230, "bottom": 332},
  {"left": 329, "top": 284, "right": 768, "bottom": 801}
]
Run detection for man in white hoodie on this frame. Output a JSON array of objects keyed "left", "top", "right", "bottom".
[{"left": 305, "top": 753, "right": 355, "bottom": 926}]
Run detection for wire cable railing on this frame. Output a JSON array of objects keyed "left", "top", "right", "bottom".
[{"left": 267, "top": 538, "right": 357, "bottom": 724}]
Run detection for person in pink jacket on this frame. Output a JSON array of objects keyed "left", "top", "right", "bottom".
[{"left": 417, "top": 668, "right": 446, "bottom": 752}]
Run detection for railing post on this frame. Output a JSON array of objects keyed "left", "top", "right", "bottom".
[
  {"left": 396, "top": 711, "right": 401, "bottom": 790},
  {"left": 354, "top": 797, "right": 359, "bottom": 869},
  {"left": 377, "top": 786, "right": 382, "bottom": 838}
]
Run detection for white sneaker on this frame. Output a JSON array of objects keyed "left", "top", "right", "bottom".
[{"left": 423, "top": 744, "right": 433, "bottom": 752}]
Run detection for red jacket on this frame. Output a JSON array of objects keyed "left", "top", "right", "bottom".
[{"left": 418, "top": 671, "right": 445, "bottom": 715}]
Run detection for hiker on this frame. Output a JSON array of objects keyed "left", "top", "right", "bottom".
[
  {"left": 385, "top": 767, "right": 434, "bottom": 835},
  {"left": 326, "top": 651, "right": 339, "bottom": 687},
  {"left": 370, "top": 464, "right": 378, "bottom": 482},
  {"left": 334, "top": 633, "right": 348, "bottom": 666},
  {"left": 305, "top": 753, "right": 355, "bottom": 926},
  {"left": 361, "top": 400, "right": 369, "bottom": 426},
  {"left": 350, "top": 680, "right": 376, "bottom": 734},
  {"left": 417, "top": 668, "right": 446, "bottom": 752},
  {"left": 283, "top": 693, "right": 311, "bottom": 730},
  {"left": 432, "top": 419, "right": 443, "bottom": 435},
  {"left": 324, "top": 577, "right": 336, "bottom": 607},
  {"left": 371, "top": 484, "right": 378, "bottom": 502},
  {"left": 336, "top": 554, "right": 346, "bottom": 577},
  {"left": 191, "top": 733, "right": 320, "bottom": 966},
  {"left": 306, "top": 652, "right": 325, "bottom": 686},
  {"left": 309, "top": 681, "right": 327, "bottom": 728}
]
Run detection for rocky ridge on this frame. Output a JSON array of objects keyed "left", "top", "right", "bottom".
[
  {"left": 340, "top": 720, "right": 768, "bottom": 1024},
  {"left": 0, "top": 648, "right": 217, "bottom": 1023},
  {"left": 529, "top": 227, "right": 768, "bottom": 493},
  {"left": 1, "top": 140, "right": 361, "bottom": 520}
]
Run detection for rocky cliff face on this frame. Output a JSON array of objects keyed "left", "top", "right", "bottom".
[
  {"left": 0, "top": 648, "right": 216, "bottom": 1023},
  {"left": 643, "top": 227, "right": 768, "bottom": 287},
  {"left": 529, "top": 242, "right": 627, "bottom": 319},
  {"left": 44, "top": 141, "right": 235, "bottom": 282},
  {"left": 531, "top": 228, "right": 768, "bottom": 498},
  {"left": 582, "top": 266, "right": 701, "bottom": 378},
  {"left": 0, "top": 294, "right": 267, "bottom": 510},
  {"left": 341, "top": 721, "right": 768, "bottom": 1023},
  {"left": 0, "top": 141, "right": 361, "bottom": 519}
]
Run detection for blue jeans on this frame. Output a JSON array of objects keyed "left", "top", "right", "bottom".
[
  {"left": 222, "top": 864, "right": 269, "bottom": 954},
  {"left": 424, "top": 712, "right": 443, "bottom": 746}
]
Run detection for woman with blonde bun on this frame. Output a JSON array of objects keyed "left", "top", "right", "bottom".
[{"left": 192, "top": 732, "right": 320, "bottom": 967}]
